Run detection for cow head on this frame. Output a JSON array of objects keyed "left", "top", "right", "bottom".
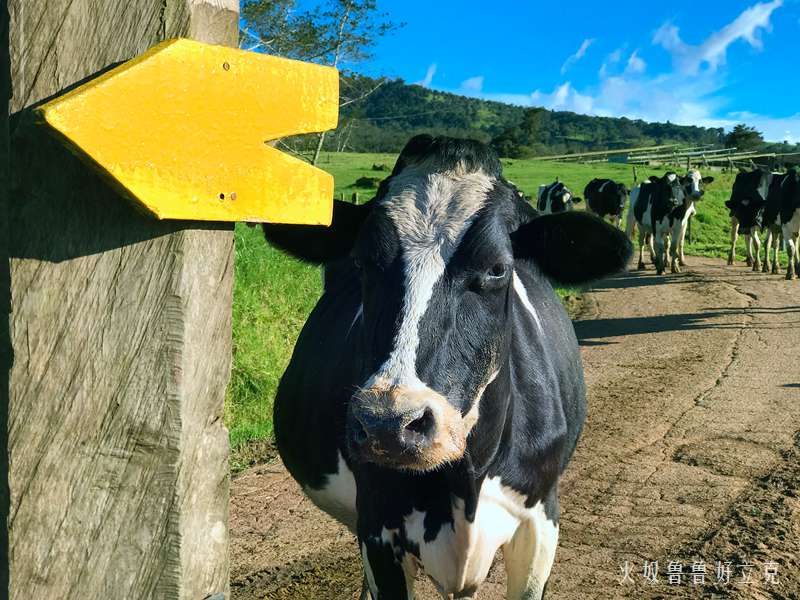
[
  {"left": 264, "top": 135, "right": 631, "bottom": 472},
  {"left": 725, "top": 169, "right": 771, "bottom": 229},
  {"left": 647, "top": 172, "right": 688, "bottom": 210},
  {"left": 613, "top": 182, "right": 629, "bottom": 213},
  {"left": 681, "top": 169, "right": 714, "bottom": 201},
  {"left": 542, "top": 182, "right": 582, "bottom": 213}
]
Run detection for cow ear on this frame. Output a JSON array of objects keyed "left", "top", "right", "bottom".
[
  {"left": 702, "top": 176, "right": 715, "bottom": 184},
  {"left": 262, "top": 200, "right": 372, "bottom": 264},
  {"left": 648, "top": 175, "right": 660, "bottom": 183},
  {"left": 511, "top": 212, "right": 633, "bottom": 285}
]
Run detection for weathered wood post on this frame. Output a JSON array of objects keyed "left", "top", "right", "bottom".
[{"left": 4, "top": 2, "right": 241, "bottom": 599}]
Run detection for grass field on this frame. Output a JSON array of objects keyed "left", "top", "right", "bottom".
[{"left": 226, "top": 151, "right": 751, "bottom": 467}]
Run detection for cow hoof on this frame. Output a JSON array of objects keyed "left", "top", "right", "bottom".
[
  {"left": 786, "top": 272, "right": 796, "bottom": 281},
  {"left": 637, "top": 262, "right": 646, "bottom": 271},
  {"left": 746, "top": 258, "right": 753, "bottom": 267},
  {"left": 762, "top": 263, "right": 769, "bottom": 273},
  {"left": 772, "top": 266, "right": 779, "bottom": 275},
  {"left": 727, "top": 257, "right": 734, "bottom": 266},
  {"left": 671, "top": 264, "right": 680, "bottom": 274},
  {"left": 679, "top": 259, "right": 687, "bottom": 267},
  {"left": 752, "top": 263, "right": 761, "bottom": 272}
]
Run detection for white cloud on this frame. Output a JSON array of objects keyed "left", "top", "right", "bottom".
[
  {"left": 654, "top": 0, "right": 783, "bottom": 74},
  {"left": 561, "top": 38, "right": 595, "bottom": 74},
  {"left": 415, "top": 63, "right": 437, "bottom": 87},
  {"left": 624, "top": 50, "right": 647, "bottom": 75},
  {"left": 460, "top": 76, "right": 484, "bottom": 93},
  {"left": 437, "top": 2, "right": 797, "bottom": 142}
]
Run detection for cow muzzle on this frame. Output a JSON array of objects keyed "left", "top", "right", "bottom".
[{"left": 347, "top": 385, "right": 467, "bottom": 471}]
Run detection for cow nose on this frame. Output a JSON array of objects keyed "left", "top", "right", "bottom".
[
  {"left": 349, "top": 404, "right": 437, "bottom": 456},
  {"left": 693, "top": 190, "right": 704, "bottom": 199}
]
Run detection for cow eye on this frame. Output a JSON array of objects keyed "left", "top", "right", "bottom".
[{"left": 488, "top": 263, "right": 508, "bottom": 279}]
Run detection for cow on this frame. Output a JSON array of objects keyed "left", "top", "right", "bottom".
[
  {"left": 671, "top": 169, "right": 714, "bottom": 269},
  {"left": 584, "top": 178, "right": 628, "bottom": 228},
  {"left": 261, "top": 135, "right": 632, "bottom": 600},
  {"left": 761, "top": 169, "right": 800, "bottom": 279},
  {"left": 625, "top": 170, "right": 712, "bottom": 274},
  {"left": 725, "top": 168, "right": 772, "bottom": 270},
  {"left": 537, "top": 180, "right": 581, "bottom": 214}
]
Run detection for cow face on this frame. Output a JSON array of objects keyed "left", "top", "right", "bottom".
[
  {"left": 540, "top": 182, "right": 582, "bottom": 213},
  {"left": 681, "top": 170, "right": 714, "bottom": 200},
  {"left": 263, "top": 136, "right": 631, "bottom": 472},
  {"left": 614, "top": 182, "right": 629, "bottom": 212},
  {"left": 648, "top": 172, "right": 688, "bottom": 210}
]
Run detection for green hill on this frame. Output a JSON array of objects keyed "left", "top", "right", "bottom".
[{"left": 325, "top": 75, "right": 726, "bottom": 156}]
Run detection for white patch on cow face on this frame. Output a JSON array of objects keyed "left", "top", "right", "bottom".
[
  {"left": 666, "top": 173, "right": 678, "bottom": 183},
  {"left": 687, "top": 169, "right": 702, "bottom": 197},
  {"left": 304, "top": 451, "right": 357, "bottom": 532},
  {"left": 367, "top": 167, "right": 494, "bottom": 391},
  {"left": 512, "top": 272, "right": 544, "bottom": 334}
]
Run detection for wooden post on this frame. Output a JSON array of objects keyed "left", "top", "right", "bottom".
[
  {"left": 352, "top": 192, "right": 359, "bottom": 205},
  {"left": 5, "top": 2, "right": 238, "bottom": 599}
]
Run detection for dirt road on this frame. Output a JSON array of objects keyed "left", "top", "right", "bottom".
[{"left": 230, "top": 257, "right": 800, "bottom": 600}]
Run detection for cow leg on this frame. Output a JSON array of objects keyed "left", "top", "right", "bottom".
[
  {"left": 671, "top": 222, "right": 686, "bottom": 274},
  {"left": 613, "top": 214, "right": 622, "bottom": 230},
  {"left": 744, "top": 233, "right": 754, "bottom": 267},
  {"left": 360, "top": 540, "right": 415, "bottom": 600},
  {"left": 785, "top": 226, "right": 799, "bottom": 280},
  {"left": 503, "top": 494, "right": 559, "bottom": 600},
  {"left": 728, "top": 219, "right": 739, "bottom": 265},
  {"left": 772, "top": 231, "right": 782, "bottom": 274},
  {"left": 751, "top": 229, "right": 762, "bottom": 271},
  {"left": 648, "top": 233, "right": 656, "bottom": 264},
  {"left": 654, "top": 229, "right": 667, "bottom": 275},
  {"left": 637, "top": 230, "right": 647, "bottom": 270}
]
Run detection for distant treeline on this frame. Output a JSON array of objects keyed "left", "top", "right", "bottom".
[
  {"left": 284, "top": 74, "right": 800, "bottom": 159},
  {"left": 321, "top": 74, "right": 727, "bottom": 156}
]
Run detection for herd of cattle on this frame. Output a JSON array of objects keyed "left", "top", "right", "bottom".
[{"left": 536, "top": 166, "right": 800, "bottom": 279}]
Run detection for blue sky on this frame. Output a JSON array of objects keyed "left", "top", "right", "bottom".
[{"left": 350, "top": 0, "right": 800, "bottom": 142}]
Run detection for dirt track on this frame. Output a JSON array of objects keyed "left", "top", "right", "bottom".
[{"left": 230, "top": 257, "right": 800, "bottom": 600}]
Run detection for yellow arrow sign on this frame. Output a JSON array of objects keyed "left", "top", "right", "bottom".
[{"left": 37, "top": 38, "right": 339, "bottom": 225}]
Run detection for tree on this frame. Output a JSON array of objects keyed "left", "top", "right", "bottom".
[
  {"left": 725, "top": 124, "right": 764, "bottom": 151},
  {"left": 240, "top": 0, "right": 402, "bottom": 164}
]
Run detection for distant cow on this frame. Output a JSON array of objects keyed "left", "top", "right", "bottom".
[
  {"left": 761, "top": 169, "right": 800, "bottom": 279},
  {"left": 626, "top": 170, "right": 711, "bottom": 274},
  {"left": 537, "top": 180, "right": 582, "bottom": 213},
  {"left": 262, "top": 135, "right": 631, "bottom": 600},
  {"left": 584, "top": 178, "right": 628, "bottom": 227},
  {"left": 725, "top": 169, "right": 772, "bottom": 270}
]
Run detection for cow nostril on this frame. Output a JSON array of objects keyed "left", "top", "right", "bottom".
[{"left": 405, "top": 407, "right": 435, "bottom": 438}]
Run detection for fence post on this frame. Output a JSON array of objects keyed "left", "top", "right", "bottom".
[{"left": 5, "top": 2, "right": 238, "bottom": 598}]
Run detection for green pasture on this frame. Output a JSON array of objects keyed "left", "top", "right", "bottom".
[{"left": 226, "top": 151, "right": 752, "bottom": 467}]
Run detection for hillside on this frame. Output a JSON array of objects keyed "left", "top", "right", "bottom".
[{"left": 320, "top": 74, "right": 727, "bottom": 156}]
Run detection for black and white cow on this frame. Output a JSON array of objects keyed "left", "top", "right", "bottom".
[
  {"left": 625, "top": 171, "right": 710, "bottom": 274},
  {"left": 761, "top": 169, "right": 800, "bottom": 279},
  {"left": 537, "top": 180, "right": 582, "bottom": 214},
  {"left": 725, "top": 168, "right": 772, "bottom": 270},
  {"left": 262, "top": 136, "right": 631, "bottom": 600},
  {"left": 584, "top": 178, "right": 628, "bottom": 228}
]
